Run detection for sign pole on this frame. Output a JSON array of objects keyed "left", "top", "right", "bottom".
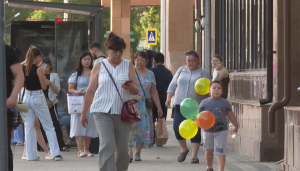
[{"left": 0, "top": 0, "right": 9, "bottom": 170}]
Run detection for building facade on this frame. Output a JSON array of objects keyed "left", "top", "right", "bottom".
[{"left": 206, "top": 0, "right": 300, "bottom": 170}]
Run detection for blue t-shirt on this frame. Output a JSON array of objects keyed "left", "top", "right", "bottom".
[{"left": 199, "top": 98, "right": 232, "bottom": 132}]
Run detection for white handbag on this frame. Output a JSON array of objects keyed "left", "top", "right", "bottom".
[{"left": 67, "top": 94, "right": 84, "bottom": 114}]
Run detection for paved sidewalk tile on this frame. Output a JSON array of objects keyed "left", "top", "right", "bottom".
[{"left": 12, "top": 122, "right": 281, "bottom": 171}]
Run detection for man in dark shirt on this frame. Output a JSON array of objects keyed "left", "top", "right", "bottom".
[
  {"left": 6, "top": 45, "right": 24, "bottom": 171},
  {"left": 151, "top": 52, "right": 173, "bottom": 121}
]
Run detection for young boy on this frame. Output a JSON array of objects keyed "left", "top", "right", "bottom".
[{"left": 199, "top": 80, "right": 238, "bottom": 171}]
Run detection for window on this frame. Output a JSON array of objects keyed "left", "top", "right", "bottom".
[{"left": 215, "top": 0, "right": 267, "bottom": 71}]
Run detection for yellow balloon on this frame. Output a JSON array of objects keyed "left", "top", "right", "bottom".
[
  {"left": 194, "top": 78, "right": 211, "bottom": 95},
  {"left": 179, "top": 120, "right": 198, "bottom": 139}
]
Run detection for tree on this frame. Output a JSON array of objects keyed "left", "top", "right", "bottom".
[
  {"left": 140, "top": 7, "right": 161, "bottom": 51},
  {"left": 4, "top": 5, "right": 33, "bottom": 44}
]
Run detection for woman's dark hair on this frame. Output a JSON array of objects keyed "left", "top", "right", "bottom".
[
  {"left": 145, "top": 50, "right": 154, "bottom": 69},
  {"left": 134, "top": 51, "right": 147, "bottom": 61},
  {"left": 185, "top": 50, "right": 200, "bottom": 61},
  {"left": 105, "top": 32, "right": 126, "bottom": 50},
  {"left": 213, "top": 54, "right": 223, "bottom": 62},
  {"left": 25, "top": 46, "right": 42, "bottom": 76},
  {"left": 42, "top": 57, "right": 54, "bottom": 73},
  {"left": 75, "top": 52, "right": 93, "bottom": 76}
]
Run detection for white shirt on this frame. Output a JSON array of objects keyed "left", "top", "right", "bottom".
[
  {"left": 167, "top": 66, "right": 211, "bottom": 105},
  {"left": 90, "top": 59, "right": 131, "bottom": 114}
]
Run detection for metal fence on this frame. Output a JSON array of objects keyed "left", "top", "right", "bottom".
[{"left": 215, "top": 0, "right": 269, "bottom": 71}]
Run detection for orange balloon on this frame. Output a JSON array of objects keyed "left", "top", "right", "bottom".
[{"left": 196, "top": 111, "right": 216, "bottom": 129}]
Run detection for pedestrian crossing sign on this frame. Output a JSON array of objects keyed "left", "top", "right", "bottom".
[{"left": 146, "top": 28, "right": 157, "bottom": 45}]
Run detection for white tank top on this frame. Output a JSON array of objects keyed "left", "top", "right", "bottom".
[{"left": 90, "top": 59, "right": 131, "bottom": 114}]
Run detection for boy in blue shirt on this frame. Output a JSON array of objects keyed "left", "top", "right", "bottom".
[{"left": 199, "top": 81, "right": 238, "bottom": 171}]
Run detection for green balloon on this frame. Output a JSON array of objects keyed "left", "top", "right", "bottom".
[{"left": 180, "top": 98, "right": 199, "bottom": 120}]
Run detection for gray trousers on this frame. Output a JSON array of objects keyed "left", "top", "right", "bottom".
[{"left": 93, "top": 112, "right": 131, "bottom": 171}]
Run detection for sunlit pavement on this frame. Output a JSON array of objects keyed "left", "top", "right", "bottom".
[{"left": 12, "top": 115, "right": 281, "bottom": 171}]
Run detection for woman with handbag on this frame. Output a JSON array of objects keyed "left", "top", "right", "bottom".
[
  {"left": 68, "top": 52, "right": 98, "bottom": 157},
  {"left": 165, "top": 50, "right": 211, "bottom": 164},
  {"left": 37, "top": 57, "right": 69, "bottom": 152},
  {"left": 129, "top": 51, "right": 163, "bottom": 162},
  {"left": 22, "top": 46, "right": 63, "bottom": 161},
  {"left": 81, "top": 32, "right": 140, "bottom": 171},
  {"left": 20, "top": 55, "right": 54, "bottom": 160}
]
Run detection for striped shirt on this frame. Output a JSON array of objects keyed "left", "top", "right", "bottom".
[{"left": 90, "top": 59, "right": 131, "bottom": 114}]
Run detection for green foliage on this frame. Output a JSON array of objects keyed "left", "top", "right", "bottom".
[
  {"left": 140, "top": 6, "right": 161, "bottom": 51},
  {"left": 4, "top": 4, "right": 33, "bottom": 44}
]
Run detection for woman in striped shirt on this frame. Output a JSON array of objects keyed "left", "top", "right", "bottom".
[{"left": 81, "top": 32, "right": 139, "bottom": 171}]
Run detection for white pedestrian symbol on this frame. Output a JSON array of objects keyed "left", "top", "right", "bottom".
[{"left": 148, "top": 31, "right": 155, "bottom": 42}]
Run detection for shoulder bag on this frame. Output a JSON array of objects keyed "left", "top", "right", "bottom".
[
  {"left": 102, "top": 61, "right": 141, "bottom": 122},
  {"left": 133, "top": 68, "right": 154, "bottom": 109}
]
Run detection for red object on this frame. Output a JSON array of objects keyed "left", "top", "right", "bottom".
[
  {"left": 26, "top": 19, "right": 39, "bottom": 21},
  {"left": 56, "top": 18, "right": 62, "bottom": 23},
  {"left": 124, "top": 80, "right": 133, "bottom": 85},
  {"left": 121, "top": 99, "right": 142, "bottom": 122},
  {"left": 196, "top": 111, "right": 215, "bottom": 129}
]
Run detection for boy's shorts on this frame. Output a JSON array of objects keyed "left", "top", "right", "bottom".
[{"left": 203, "top": 130, "right": 228, "bottom": 155}]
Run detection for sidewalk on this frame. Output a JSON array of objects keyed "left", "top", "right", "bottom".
[{"left": 12, "top": 121, "right": 281, "bottom": 171}]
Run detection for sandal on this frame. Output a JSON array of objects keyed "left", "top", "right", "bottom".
[
  {"left": 61, "top": 147, "right": 70, "bottom": 152},
  {"left": 78, "top": 150, "right": 87, "bottom": 157},
  {"left": 191, "top": 157, "right": 199, "bottom": 163},
  {"left": 178, "top": 150, "right": 189, "bottom": 162},
  {"left": 85, "top": 151, "right": 94, "bottom": 157}
]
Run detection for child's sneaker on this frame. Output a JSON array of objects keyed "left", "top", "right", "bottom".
[{"left": 207, "top": 169, "right": 214, "bottom": 171}]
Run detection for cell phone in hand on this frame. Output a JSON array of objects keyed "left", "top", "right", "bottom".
[
  {"left": 124, "top": 80, "right": 133, "bottom": 85},
  {"left": 167, "top": 102, "right": 171, "bottom": 108},
  {"left": 40, "top": 64, "right": 47, "bottom": 68}
]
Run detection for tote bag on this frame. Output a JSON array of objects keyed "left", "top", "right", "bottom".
[{"left": 67, "top": 94, "right": 84, "bottom": 114}]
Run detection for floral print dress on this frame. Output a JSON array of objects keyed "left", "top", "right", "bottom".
[{"left": 130, "top": 70, "right": 156, "bottom": 148}]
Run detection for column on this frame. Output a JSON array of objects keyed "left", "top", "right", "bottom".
[
  {"left": 165, "top": 0, "right": 194, "bottom": 73},
  {"left": 110, "top": 0, "right": 131, "bottom": 60}
]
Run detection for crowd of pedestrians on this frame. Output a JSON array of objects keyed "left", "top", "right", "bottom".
[{"left": 6, "top": 31, "right": 237, "bottom": 171}]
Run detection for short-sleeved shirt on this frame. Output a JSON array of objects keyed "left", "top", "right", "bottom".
[
  {"left": 68, "top": 72, "right": 90, "bottom": 91},
  {"left": 6, "top": 45, "right": 20, "bottom": 98},
  {"left": 167, "top": 66, "right": 211, "bottom": 105},
  {"left": 199, "top": 98, "right": 232, "bottom": 133},
  {"left": 133, "top": 69, "right": 156, "bottom": 99},
  {"left": 150, "top": 64, "right": 173, "bottom": 95}
]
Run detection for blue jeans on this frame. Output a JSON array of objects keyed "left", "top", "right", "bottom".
[{"left": 173, "top": 105, "right": 201, "bottom": 143}]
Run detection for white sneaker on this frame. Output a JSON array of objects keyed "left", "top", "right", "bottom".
[
  {"left": 45, "top": 152, "right": 53, "bottom": 160},
  {"left": 21, "top": 154, "right": 27, "bottom": 160}
]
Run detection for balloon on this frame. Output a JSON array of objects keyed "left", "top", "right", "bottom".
[
  {"left": 180, "top": 98, "right": 199, "bottom": 120},
  {"left": 194, "top": 78, "right": 211, "bottom": 95},
  {"left": 179, "top": 120, "right": 198, "bottom": 139},
  {"left": 196, "top": 111, "right": 215, "bottom": 129}
]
